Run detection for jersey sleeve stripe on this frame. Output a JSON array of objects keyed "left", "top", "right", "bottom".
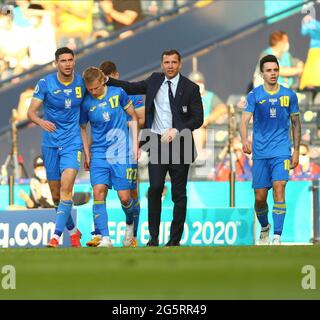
[
  {"left": 123, "top": 101, "right": 133, "bottom": 110},
  {"left": 32, "top": 97, "right": 43, "bottom": 102}
]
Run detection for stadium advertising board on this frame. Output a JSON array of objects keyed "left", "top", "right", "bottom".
[{"left": 0, "top": 209, "right": 76, "bottom": 248}]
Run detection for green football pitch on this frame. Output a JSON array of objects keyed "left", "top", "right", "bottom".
[{"left": 0, "top": 246, "right": 319, "bottom": 300}]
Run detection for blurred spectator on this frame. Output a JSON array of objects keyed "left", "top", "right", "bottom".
[
  {"left": 213, "top": 137, "right": 253, "bottom": 181},
  {"left": 43, "top": 0, "right": 93, "bottom": 49},
  {"left": 12, "top": 87, "right": 34, "bottom": 122},
  {"left": 300, "top": 15, "right": 320, "bottom": 90},
  {"left": 19, "top": 155, "right": 55, "bottom": 208},
  {"left": 99, "top": 0, "right": 143, "bottom": 38},
  {"left": 13, "top": 0, "right": 32, "bottom": 28},
  {"left": 189, "top": 71, "right": 228, "bottom": 160},
  {"left": 253, "top": 30, "right": 304, "bottom": 89},
  {"left": 27, "top": 8, "right": 56, "bottom": 66},
  {"left": 18, "top": 155, "right": 91, "bottom": 208},
  {"left": 0, "top": 59, "right": 13, "bottom": 81},
  {"left": 0, "top": 10, "right": 30, "bottom": 77},
  {"left": 291, "top": 143, "right": 320, "bottom": 180}
]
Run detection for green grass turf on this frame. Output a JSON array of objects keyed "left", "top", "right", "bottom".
[{"left": 0, "top": 246, "right": 319, "bottom": 300}]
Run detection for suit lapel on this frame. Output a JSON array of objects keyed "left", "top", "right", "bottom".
[{"left": 151, "top": 74, "right": 165, "bottom": 100}]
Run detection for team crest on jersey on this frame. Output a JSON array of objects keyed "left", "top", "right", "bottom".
[
  {"left": 270, "top": 107, "right": 276, "bottom": 118},
  {"left": 269, "top": 98, "right": 278, "bottom": 105},
  {"left": 102, "top": 112, "right": 110, "bottom": 122},
  {"left": 259, "top": 100, "right": 266, "bottom": 104},
  {"left": 90, "top": 106, "right": 96, "bottom": 112},
  {"left": 64, "top": 89, "right": 72, "bottom": 96},
  {"left": 98, "top": 101, "right": 107, "bottom": 108},
  {"left": 53, "top": 89, "right": 61, "bottom": 94},
  {"left": 65, "top": 99, "right": 72, "bottom": 109}
]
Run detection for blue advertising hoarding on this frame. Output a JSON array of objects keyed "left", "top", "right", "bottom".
[
  {"left": 0, "top": 181, "right": 315, "bottom": 247},
  {"left": 0, "top": 209, "right": 76, "bottom": 248}
]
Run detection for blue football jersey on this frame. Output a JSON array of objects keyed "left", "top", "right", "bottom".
[
  {"left": 243, "top": 84, "right": 299, "bottom": 159},
  {"left": 80, "top": 86, "right": 132, "bottom": 160},
  {"left": 127, "top": 95, "right": 144, "bottom": 120},
  {"left": 33, "top": 73, "right": 85, "bottom": 148}
]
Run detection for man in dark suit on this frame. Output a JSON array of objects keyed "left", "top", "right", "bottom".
[{"left": 107, "top": 49, "right": 203, "bottom": 246}]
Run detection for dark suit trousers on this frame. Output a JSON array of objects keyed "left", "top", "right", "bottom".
[{"left": 147, "top": 136, "right": 190, "bottom": 243}]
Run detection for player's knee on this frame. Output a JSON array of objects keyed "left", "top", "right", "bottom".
[
  {"left": 60, "top": 185, "right": 73, "bottom": 199},
  {"left": 273, "top": 183, "right": 286, "bottom": 201},
  {"left": 93, "top": 187, "right": 105, "bottom": 200},
  {"left": 119, "top": 195, "right": 131, "bottom": 206},
  {"left": 130, "top": 188, "right": 138, "bottom": 199}
]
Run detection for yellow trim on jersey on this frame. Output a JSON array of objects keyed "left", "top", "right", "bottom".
[
  {"left": 290, "top": 112, "right": 300, "bottom": 116},
  {"left": 97, "top": 86, "right": 107, "bottom": 100},
  {"left": 33, "top": 97, "right": 43, "bottom": 102},
  {"left": 263, "top": 84, "right": 280, "bottom": 95},
  {"left": 57, "top": 73, "right": 74, "bottom": 86},
  {"left": 123, "top": 100, "right": 133, "bottom": 110}
]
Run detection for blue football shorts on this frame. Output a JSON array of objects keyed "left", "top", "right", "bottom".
[
  {"left": 252, "top": 156, "right": 291, "bottom": 189},
  {"left": 90, "top": 157, "right": 137, "bottom": 191},
  {"left": 42, "top": 144, "right": 82, "bottom": 181}
]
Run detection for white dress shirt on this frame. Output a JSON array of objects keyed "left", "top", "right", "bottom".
[{"left": 151, "top": 73, "right": 180, "bottom": 134}]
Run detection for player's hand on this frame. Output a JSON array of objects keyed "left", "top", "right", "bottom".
[
  {"left": 39, "top": 119, "right": 56, "bottom": 132},
  {"left": 290, "top": 150, "right": 299, "bottom": 169},
  {"left": 161, "top": 128, "right": 178, "bottom": 143},
  {"left": 242, "top": 140, "right": 252, "bottom": 154}
]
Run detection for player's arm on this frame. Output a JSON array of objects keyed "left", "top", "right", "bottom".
[
  {"left": 27, "top": 98, "right": 56, "bottom": 132},
  {"left": 126, "top": 104, "right": 140, "bottom": 160},
  {"left": 290, "top": 113, "right": 301, "bottom": 169},
  {"left": 80, "top": 123, "right": 90, "bottom": 171},
  {"left": 135, "top": 106, "right": 145, "bottom": 128},
  {"left": 107, "top": 77, "right": 148, "bottom": 95},
  {"left": 240, "top": 112, "right": 253, "bottom": 154}
]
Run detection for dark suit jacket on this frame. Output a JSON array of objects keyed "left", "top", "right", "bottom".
[{"left": 108, "top": 72, "right": 204, "bottom": 163}]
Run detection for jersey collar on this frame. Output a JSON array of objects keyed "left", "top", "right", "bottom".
[
  {"left": 263, "top": 83, "right": 280, "bottom": 95},
  {"left": 57, "top": 72, "right": 74, "bottom": 86}
]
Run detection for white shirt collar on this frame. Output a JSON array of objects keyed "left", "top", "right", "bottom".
[{"left": 164, "top": 73, "right": 180, "bottom": 87}]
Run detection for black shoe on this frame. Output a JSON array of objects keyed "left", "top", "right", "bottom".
[
  {"left": 165, "top": 240, "right": 180, "bottom": 247},
  {"left": 146, "top": 239, "right": 159, "bottom": 247}
]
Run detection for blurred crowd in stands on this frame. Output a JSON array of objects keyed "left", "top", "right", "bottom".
[
  {"left": 1, "top": 0, "right": 320, "bottom": 183},
  {"left": 0, "top": 0, "right": 195, "bottom": 82}
]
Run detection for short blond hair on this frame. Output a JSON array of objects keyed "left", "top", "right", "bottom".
[{"left": 83, "top": 67, "right": 105, "bottom": 84}]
